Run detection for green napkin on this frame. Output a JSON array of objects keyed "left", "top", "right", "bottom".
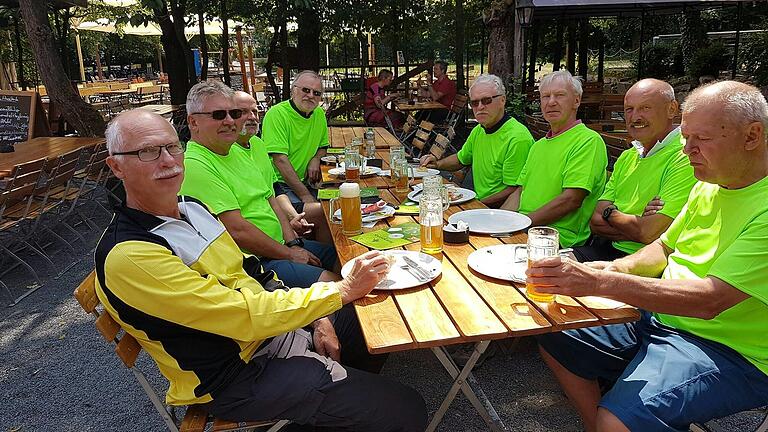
[
  {"left": 395, "top": 204, "right": 419, "bottom": 215},
  {"left": 350, "top": 222, "right": 420, "bottom": 250},
  {"left": 326, "top": 148, "right": 344, "bottom": 154},
  {"left": 317, "top": 187, "right": 379, "bottom": 200}
]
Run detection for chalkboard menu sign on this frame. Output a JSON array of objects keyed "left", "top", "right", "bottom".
[{"left": 0, "top": 91, "right": 50, "bottom": 148}]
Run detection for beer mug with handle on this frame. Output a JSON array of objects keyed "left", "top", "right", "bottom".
[
  {"left": 329, "top": 182, "right": 363, "bottom": 236},
  {"left": 526, "top": 226, "right": 559, "bottom": 303},
  {"left": 392, "top": 156, "right": 413, "bottom": 193},
  {"left": 422, "top": 174, "right": 450, "bottom": 210}
]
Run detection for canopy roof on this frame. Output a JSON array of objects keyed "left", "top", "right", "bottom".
[
  {"left": 529, "top": 0, "right": 746, "bottom": 19},
  {"left": 0, "top": 0, "right": 86, "bottom": 8},
  {"left": 76, "top": 18, "right": 248, "bottom": 37}
]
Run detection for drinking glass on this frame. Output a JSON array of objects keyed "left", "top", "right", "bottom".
[
  {"left": 526, "top": 226, "right": 559, "bottom": 303},
  {"left": 392, "top": 157, "right": 412, "bottom": 193},
  {"left": 419, "top": 193, "right": 444, "bottom": 254},
  {"left": 344, "top": 147, "right": 363, "bottom": 182},
  {"left": 329, "top": 182, "right": 362, "bottom": 236},
  {"left": 422, "top": 174, "right": 449, "bottom": 210}
]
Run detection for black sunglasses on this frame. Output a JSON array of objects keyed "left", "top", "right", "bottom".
[
  {"left": 112, "top": 142, "right": 185, "bottom": 162},
  {"left": 191, "top": 109, "right": 243, "bottom": 120},
  {"left": 294, "top": 86, "right": 323, "bottom": 97},
  {"left": 469, "top": 94, "right": 504, "bottom": 108}
]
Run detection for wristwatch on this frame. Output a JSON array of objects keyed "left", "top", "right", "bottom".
[
  {"left": 285, "top": 238, "right": 305, "bottom": 248},
  {"left": 602, "top": 205, "right": 618, "bottom": 221}
]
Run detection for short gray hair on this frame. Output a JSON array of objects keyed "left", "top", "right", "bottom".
[
  {"left": 470, "top": 74, "right": 505, "bottom": 96},
  {"left": 683, "top": 80, "right": 768, "bottom": 136},
  {"left": 106, "top": 110, "right": 172, "bottom": 154},
  {"left": 293, "top": 70, "right": 323, "bottom": 88},
  {"left": 186, "top": 79, "right": 235, "bottom": 114},
  {"left": 540, "top": 70, "right": 583, "bottom": 98}
]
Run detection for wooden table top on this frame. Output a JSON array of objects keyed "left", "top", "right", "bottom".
[
  {"left": 328, "top": 126, "right": 401, "bottom": 149},
  {"left": 138, "top": 104, "right": 177, "bottom": 117},
  {"left": 320, "top": 149, "right": 441, "bottom": 188},
  {"left": 394, "top": 101, "right": 447, "bottom": 112},
  {"left": 0, "top": 136, "right": 105, "bottom": 176},
  {"left": 322, "top": 189, "right": 640, "bottom": 355}
]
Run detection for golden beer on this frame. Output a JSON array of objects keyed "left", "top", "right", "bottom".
[
  {"left": 525, "top": 226, "right": 559, "bottom": 303},
  {"left": 345, "top": 165, "right": 360, "bottom": 182},
  {"left": 526, "top": 259, "right": 555, "bottom": 303},
  {"left": 340, "top": 195, "right": 362, "bottom": 236},
  {"left": 420, "top": 224, "right": 443, "bottom": 254}
]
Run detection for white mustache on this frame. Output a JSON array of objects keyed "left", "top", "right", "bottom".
[{"left": 154, "top": 166, "right": 183, "bottom": 179}]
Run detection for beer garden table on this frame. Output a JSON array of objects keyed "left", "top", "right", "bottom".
[
  {"left": 327, "top": 126, "right": 401, "bottom": 149},
  {"left": 0, "top": 136, "right": 105, "bottom": 179},
  {"left": 320, "top": 150, "right": 640, "bottom": 431},
  {"left": 394, "top": 100, "right": 447, "bottom": 112}
]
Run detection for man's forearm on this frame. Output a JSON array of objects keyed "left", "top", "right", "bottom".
[
  {"left": 526, "top": 192, "right": 584, "bottom": 226},
  {"left": 269, "top": 197, "right": 297, "bottom": 242},
  {"left": 607, "top": 211, "right": 670, "bottom": 245},
  {"left": 481, "top": 186, "right": 515, "bottom": 208},
  {"left": 273, "top": 155, "right": 313, "bottom": 200},
  {"left": 230, "top": 223, "right": 292, "bottom": 260},
  {"left": 609, "top": 240, "right": 670, "bottom": 278},
  {"left": 589, "top": 215, "right": 626, "bottom": 240},
  {"left": 435, "top": 154, "right": 464, "bottom": 172}
]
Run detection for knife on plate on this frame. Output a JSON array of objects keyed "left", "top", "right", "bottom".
[{"left": 402, "top": 256, "right": 431, "bottom": 280}]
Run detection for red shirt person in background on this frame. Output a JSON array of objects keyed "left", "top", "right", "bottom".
[{"left": 420, "top": 60, "right": 457, "bottom": 123}]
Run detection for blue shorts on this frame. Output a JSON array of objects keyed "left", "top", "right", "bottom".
[
  {"left": 537, "top": 312, "right": 768, "bottom": 432},
  {"left": 260, "top": 239, "right": 337, "bottom": 288}
]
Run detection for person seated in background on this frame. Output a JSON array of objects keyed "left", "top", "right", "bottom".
[
  {"left": 419, "top": 74, "right": 533, "bottom": 208},
  {"left": 502, "top": 70, "right": 607, "bottom": 248},
  {"left": 98, "top": 109, "right": 427, "bottom": 432},
  {"left": 364, "top": 69, "right": 405, "bottom": 130},
  {"left": 262, "top": 70, "right": 329, "bottom": 212},
  {"left": 528, "top": 80, "right": 768, "bottom": 432},
  {"left": 233, "top": 90, "right": 331, "bottom": 244},
  {"left": 180, "top": 80, "right": 339, "bottom": 289},
  {"left": 576, "top": 78, "right": 697, "bottom": 262},
  {"left": 419, "top": 60, "right": 457, "bottom": 123}
]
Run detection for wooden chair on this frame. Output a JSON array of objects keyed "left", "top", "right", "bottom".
[
  {"left": 429, "top": 133, "right": 451, "bottom": 160},
  {"left": 441, "top": 92, "right": 468, "bottom": 130},
  {"left": 73, "top": 272, "right": 290, "bottom": 432},
  {"left": 409, "top": 120, "right": 434, "bottom": 157},
  {"left": 602, "top": 133, "right": 630, "bottom": 171}
]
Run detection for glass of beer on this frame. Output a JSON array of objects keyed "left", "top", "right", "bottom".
[
  {"left": 329, "top": 182, "right": 362, "bottom": 236},
  {"left": 419, "top": 192, "right": 444, "bottom": 254},
  {"left": 392, "top": 157, "right": 412, "bottom": 193},
  {"left": 344, "top": 147, "right": 362, "bottom": 182},
  {"left": 526, "top": 226, "right": 559, "bottom": 303},
  {"left": 422, "top": 174, "right": 450, "bottom": 210}
]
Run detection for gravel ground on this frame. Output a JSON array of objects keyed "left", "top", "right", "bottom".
[{"left": 1, "top": 202, "right": 764, "bottom": 432}]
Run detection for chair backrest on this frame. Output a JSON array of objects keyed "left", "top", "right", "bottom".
[
  {"left": 109, "top": 82, "right": 130, "bottom": 90},
  {"left": 450, "top": 93, "right": 468, "bottom": 114},
  {"left": 430, "top": 134, "right": 450, "bottom": 159},
  {"left": 402, "top": 115, "right": 417, "bottom": 135},
  {"left": 419, "top": 120, "right": 435, "bottom": 133}
]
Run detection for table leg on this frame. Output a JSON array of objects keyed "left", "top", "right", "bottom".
[{"left": 426, "top": 341, "right": 508, "bottom": 432}]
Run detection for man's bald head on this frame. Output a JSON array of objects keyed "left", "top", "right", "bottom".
[
  {"left": 106, "top": 110, "right": 176, "bottom": 155},
  {"left": 233, "top": 91, "right": 260, "bottom": 139},
  {"left": 624, "top": 78, "right": 679, "bottom": 147},
  {"left": 683, "top": 80, "right": 768, "bottom": 135}
]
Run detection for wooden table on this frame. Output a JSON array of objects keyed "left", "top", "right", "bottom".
[
  {"left": 138, "top": 104, "right": 177, "bottom": 117},
  {"left": 320, "top": 149, "right": 444, "bottom": 188},
  {"left": 327, "top": 126, "right": 400, "bottom": 148},
  {"left": 321, "top": 188, "right": 639, "bottom": 431},
  {"left": 394, "top": 101, "right": 446, "bottom": 112},
  {"left": 0, "top": 136, "right": 105, "bottom": 178}
]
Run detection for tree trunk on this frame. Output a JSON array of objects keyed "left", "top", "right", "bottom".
[
  {"left": 454, "top": 0, "right": 465, "bottom": 90},
  {"left": 18, "top": 0, "right": 105, "bottom": 136},
  {"left": 265, "top": 21, "right": 281, "bottom": 101},
  {"left": 13, "top": 16, "right": 27, "bottom": 90},
  {"left": 527, "top": 26, "right": 538, "bottom": 87},
  {"left": 577, "top": 19, "right": 589, "bottom": 79},
  {"left": 485, "top": 6, "right": 514, "bottom": 84},
  {"left": 680, "top": 9, "right": 707, "bottom": 84},
  {"left": 169, "top": 0, "right": 196, "bottom": 85},
  {"left": 296, "top": 7, "right": 321, "bottom": 71},
  {"left": 220, "top": 0, "right": 230, "bottom": 85},
  {"left": 566, "top": 20, "right": 576, "bottom": 74},
  {"left": 155, "top": 6, "right": 192, "bottom": 105},
  {"left": 553, "top": 18, "right": 563, "bottom": 71},
  {"left": 279, "top": 14, "right": 290, "bottom": 100},
  {"left": 197, "top": 0, "right": 208, "bottom": 80}
]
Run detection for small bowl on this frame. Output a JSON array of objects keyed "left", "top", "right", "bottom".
[{"left": 444, "top": 225, "right": 469, "bottom": 244}]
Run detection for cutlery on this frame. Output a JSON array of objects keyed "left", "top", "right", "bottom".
[
  {"left": 402, "top": 256, "right": 431, "bottom": 280},
  {"left": 401, "top": 265, "right": 428, "bottom": 282}
]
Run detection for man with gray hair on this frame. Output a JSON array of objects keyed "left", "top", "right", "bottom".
[
  {"left": 262, "top": 70, "right": 329, "bottom": 211},
  {"left": 502, "top": 69, "right": 607, "bottom": 247},
  {"left": 180, "top": 80, "right": 339, "bottom": 289},
  {"left": 575, "top": 78, "right": 697, "bottom": 262},
  {"left": 97, "top": 109, "right": 427, "bottom": 432},
  {"left": 419, "top": 73, "right": 533, "bottom": 207},
  {"left": 528, "top": 80, "right": 768, "bottom": 431}
]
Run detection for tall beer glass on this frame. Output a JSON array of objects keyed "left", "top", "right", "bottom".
[
  {"left": 345, "top": 147, "right": 362, "bottom": 182},
  {"left": 329, "top": 182, "right": 362, "bottom": 236},
  {"left": 526, "top": 226, "right": 559, "bottom": 303}
]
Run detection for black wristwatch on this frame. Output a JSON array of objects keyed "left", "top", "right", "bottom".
[
  {"left": 285, "top": 238, "right": 304, "bottom": 248},
  {"left": 602, "top": 205, "right": 618, "bottom": 221}
]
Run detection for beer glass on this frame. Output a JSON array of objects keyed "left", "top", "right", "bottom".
[
  {"left": 392, "top": 157, "right": 412, "bottom": 193},
  {"left": 422, "top": 174, "right": 450, "bottom": 210},
  {"left": 419, "top": 192, "right": 444, "bottom": 254},
  {"left": 344, "top": 147, "right": 363, "bottom": 182},
  {"left": 389, "top": 146, "right": 406, "bottom": 182},
  {"left": 329, "top": 182, "right": 362, "bottom": 236},
  {"left": 364, "top": 128, "right": 376, "bottom": 158},
  {"left": 526, "top": 226, "right": 559, "bottom": 303}
]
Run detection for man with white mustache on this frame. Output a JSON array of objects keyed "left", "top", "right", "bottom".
[
  {"left": 575, "top": 79, "right": 697, "bottom": 262},
  {"left": 180, "top": 80, "right": 340, "bottom": 289},
  {"left": 262, "top": 70, "right": 329, "bottom": 212}
]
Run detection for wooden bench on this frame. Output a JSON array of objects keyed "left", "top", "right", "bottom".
[{"left": 73, "top": 272, "right": 290, "bottom": 432}]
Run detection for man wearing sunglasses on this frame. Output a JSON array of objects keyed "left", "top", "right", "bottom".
[
  {"left": 180, "top": 80, "right": 340, "bottom": 289},
  {"left": 502, "top": 70, "right": 607, "bottom": 248},
  {"left": 419, "top": 74, "right": 533, "bottom": 208},
  {"left": 262, "top": 70, "right": 329, "bottom": 212}
]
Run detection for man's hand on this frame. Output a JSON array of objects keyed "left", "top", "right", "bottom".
[
  {"left": 312, "top": 317, "right": 340, "bottom": 361},
  {"left": 290, "top": 212, "right": 314, "bottom": 236},
  {"left": 642, "top": 196, "right": 665, "bottom": 216},
  {"left": 307, "top": 157, "right": 322, "bottom": 184},
  {"left": 287, "top": 246, "right": 322, "bottom": 266},
  {"left": 336, "top": 251, "right": 390, "bottom": 304},
  {"left": 525, "top": 256, "right": 602, "bottom": 298},
  {"left": 419, "top": 154, "right": 437, "bottom": 168}
]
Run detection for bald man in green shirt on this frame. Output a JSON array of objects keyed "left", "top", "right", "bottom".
[{"left": 574, "top": 79, "right": 697, "bottom": 262}]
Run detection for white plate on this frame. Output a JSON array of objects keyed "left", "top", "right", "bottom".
[
  {"left": 407, "top": 186, "right": 476, "bottom": 205},
  {"left": 467, "top": 244, "right": 528, "bottom": 282},
  {"left": 333, "top": 204, "right": 396, "bottom": 223},
  {"left": 328, "top": 166, "right": 382, "bottom": 177},
  {"left": 341, "top": 250, "right": 441, "bottom": 290},
  {"left": 378, "top": 167, "right": 440, "bottom": 178},
  {"left": 320, "top": 155, "right": 338, "bottom": 164},
  {"left": 448, "top": 209, "right": 531, "bottom": 235}
]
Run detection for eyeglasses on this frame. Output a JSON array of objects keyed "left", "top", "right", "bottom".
[
  {"left": 469, "top": 94, "right": 504, "bottom": 108},
  {"left": 112, "top": 142, "right": 185, "bottom": 162},
  {"left": 190, "top": 109, "right": 243, "bottom": 120},
  {"left": 294, "top": 86, "right": 323, "bottom": 97}
]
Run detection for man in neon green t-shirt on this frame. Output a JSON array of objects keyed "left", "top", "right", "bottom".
[
  {"left": 180, "top": 81, "right": 339, "bottom": 289},
  {"left": 530, "top": 81, "right": 768, "bottom": 432},
  {"left": 575, "top": 79, "right": 697, "bottom": 262},
  {"left": 502, "top": 70, "right": 607, "bottom": 247},
  {"left": 419, "top": 74, "right": 533, "bottom": 207},
  {"left": 262, "top": 70, "right": 328, "bottom": 212}
]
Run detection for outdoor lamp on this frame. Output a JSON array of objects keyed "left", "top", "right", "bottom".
[{"left": 516, "top": 0, "right": 534, "bottom": 28}]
